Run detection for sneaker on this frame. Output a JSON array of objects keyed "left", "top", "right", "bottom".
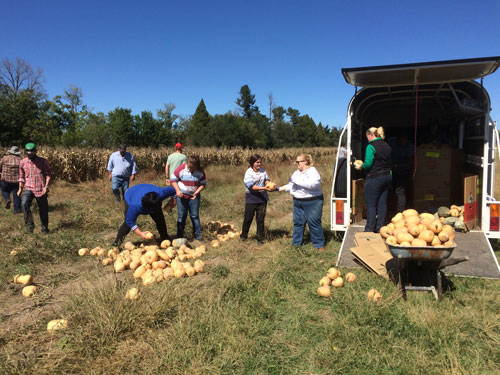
[
  {"left": 112, "top": 241, "right": 119, "bottom": 247},
  {"left": 41, "top": 229, "right": 50, "bottom": 235},
  {"left": 195, "top": 235, "right": 204, "bottom": 241},
  {"left": 317, "top": 247, "right": 325, "bottom": 252},
  {"left": 5, "top": 200, "right": 11, "bottom": 209}
]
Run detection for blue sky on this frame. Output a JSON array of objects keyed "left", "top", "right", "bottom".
[{"left": 2, "top": 0, "right": 500, "bottom": 129}]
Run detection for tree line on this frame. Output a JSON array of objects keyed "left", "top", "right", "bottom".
[{"left": 0, "top": 57, "right": 341, "bottom": 149}]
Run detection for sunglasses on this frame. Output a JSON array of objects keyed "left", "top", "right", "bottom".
[{"left": 294, "top": 160, "right": 306, "bottom": 164}]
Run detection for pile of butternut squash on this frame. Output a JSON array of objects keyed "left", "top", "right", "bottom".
[
  {"left": 380, "top": 209, "right": 456, "bottom": 247},
  {"left": 79, "top": 238, "right": 207, "bottom": 287}
]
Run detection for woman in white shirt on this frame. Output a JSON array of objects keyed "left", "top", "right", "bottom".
[{"left": 279, "top": 154, "right": 325, "bottom": 251}]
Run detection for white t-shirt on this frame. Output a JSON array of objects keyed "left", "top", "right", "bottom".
[{"left": 280, "top": 166, "right": 323, "bottom": 199}]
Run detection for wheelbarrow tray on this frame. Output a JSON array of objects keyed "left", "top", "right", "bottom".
[{"left": 387, "top": 243, "right": 456, "bottom": 261}]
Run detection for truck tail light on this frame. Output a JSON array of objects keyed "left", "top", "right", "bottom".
[
  {"left": 335, "top": 200, "right": 344, "bottom": 225},
  {"left": 490, "top": 204, "right": 499, "bottom": 231}
]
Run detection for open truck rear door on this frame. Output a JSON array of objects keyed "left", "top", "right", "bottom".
[{"left": 332, "top": 56, "right": 500, "bottom": 277}]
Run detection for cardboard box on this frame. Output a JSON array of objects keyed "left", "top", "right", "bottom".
[
  {"left": 463, "top": 174, "right": 478, "bottom": 229},
  {"left": 352, "top": 178, "right": 366, "bottom": 223},
  {"left": 411, "top": 144, "right": 464, "bottom": 210}
]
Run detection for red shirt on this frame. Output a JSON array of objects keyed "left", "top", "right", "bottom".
[
  {"left": 0, "top": 154, "right": 21, "bottom": 183},
  {"left": 19, "top": 156, "right": 52, "bottom": 197}
]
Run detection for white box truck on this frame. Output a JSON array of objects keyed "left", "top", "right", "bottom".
[{"left": 331, "top": 56, "right": 500, "bottom": 278}]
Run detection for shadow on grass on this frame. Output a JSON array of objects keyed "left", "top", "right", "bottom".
[
  {"left": 266, "top": 228, "right": 290, "bottom": 241},
  {"left": 48, "top": 202, "right": 70, "bottom": 212}
]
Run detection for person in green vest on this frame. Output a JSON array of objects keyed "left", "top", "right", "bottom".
[{"left": 165, "top": 143, "right": 187, "bottom": 186}]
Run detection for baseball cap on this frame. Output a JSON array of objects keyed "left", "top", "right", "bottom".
[
  {"left": 175, "top": 143, "right": 183, "bottom": 149},
  {"left": 25, "top": 143, "right": 36, "bottom": 152}
]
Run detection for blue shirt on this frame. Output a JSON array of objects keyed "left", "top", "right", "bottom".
[
  {"left": 124, "top": 184, "right": 176, "bottom": 231},
  {"left": 107, "top": 151, "right": 138, "bottom": 177}
]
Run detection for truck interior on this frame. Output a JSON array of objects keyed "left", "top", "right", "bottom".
[
  {"left": 348, "top": 80, "right": 491, "bottom": 223},
  {"left": 333, "top": 57, "right": 500, "bottom": 278}
]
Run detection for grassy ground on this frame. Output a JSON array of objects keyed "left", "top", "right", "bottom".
[{"left": 0, "top": 156, "right": 499, "bottom": 375}]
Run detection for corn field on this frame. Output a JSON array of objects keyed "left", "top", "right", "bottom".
[{"left": 34, "top": 147, "right": 337, "bottom": 182}]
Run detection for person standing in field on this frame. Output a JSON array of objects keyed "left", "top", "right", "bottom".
[
  {"left": 354, "top": 126, "right": 392, "bottom": 233},
  {"left": 171, "top": 155, "right": 206, "bottom": 240},
  {"left": 112, "top": 183, "right": 176, "bottom": 245},
  {"left": 17, "top": 143, "right": 52, "bottom": 234},
  {"left": 240, "top": 154, "right": 274, "bottom": 246},
  {"left": 0, "top": 146, "right": 22, "bottom": 214},
  {"left": 107, "top": 144, "right": 137, "bottom": 202},
  {"left": 165, "top": 143, "right": 187, "bottom": 186},
  {"left": 278, "top": 154, "right": 325, "bottom": 251}
]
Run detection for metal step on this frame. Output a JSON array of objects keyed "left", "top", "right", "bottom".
[{"left": 337, "top": 228, "right": 500, "bottom": 279}]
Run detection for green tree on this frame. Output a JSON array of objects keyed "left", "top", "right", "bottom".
[
  {"left": 0, "top": 57, "right": 46, "bottom": 145},
  {"left": 134, "top": 110, "right": 159, "bottom": 147},
  {"left": 187, "top": 99, "right": 212, "bottom": 146},
  {"left": 236, "top": 85, "right": 259, "bottom": 118},
  {"left": 82, "top": 112, "right": 112, "bottom": 148},
  {"left": 156, "top": 103, "right": 177, "bottom": 146},
  {"left": 50, "top": 85, "right": 88, "bottom": 146},
  {"left": 107, "top": 107, "right": 136, "bottom": 146}
]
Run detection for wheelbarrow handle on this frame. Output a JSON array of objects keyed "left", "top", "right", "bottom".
[{"left": 438, "top": 256, "right": 469, "bottom": 269}]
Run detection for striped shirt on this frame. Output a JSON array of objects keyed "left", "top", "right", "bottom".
[
  {"left": 19, "top": 156, "right": 52, "bottom": 197},
  {"left": 243, "top": 167, "right": 269, "bottom": 204},
  {"left": 171, "top": 163, "right": 207, "bottom": 198},
  {"left": 0, "top": 154, "right": 21, "bottom": 183}
]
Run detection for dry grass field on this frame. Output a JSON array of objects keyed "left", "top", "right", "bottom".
[{"left": 0, "top": 150, "right": 499, "bottom": 374}]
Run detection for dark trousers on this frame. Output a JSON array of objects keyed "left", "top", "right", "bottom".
[
  {"left": 22, "top": 190, "right": 49, "bottom": 232},
  {"left": 392, "top": 170, "right": 411, "bottom": 213},
  {"left": 364, "top": 174, "right": 392, "bottom": 232},
  {"left": 1, "top": 181, "right": 21, "bottom": 213},
  {"left": 241, "top": 202, "right": 267, "bottom": 241},
  {"left": 115, "top": 202, "right": 168, "bottom": 243}
]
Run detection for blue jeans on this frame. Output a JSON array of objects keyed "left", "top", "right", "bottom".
[
  {"left": 111, "top": 176, "right": 130, "bottom": 200},
  {"left": 364, "top": 174, "right": 392, "bottom": 232},
  {"left": 176, "top": 196, "right": 202, "bottom": 239},
  {"left": 292, "top": 196, "right": 325, "bottom": 248},
  {"left": 1, "top": 181, "right": 21, "bottom": 213},
  {"left": 22, "top": 190, "right": 49, "bottom": 232}
]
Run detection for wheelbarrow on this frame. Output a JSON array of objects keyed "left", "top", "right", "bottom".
[{"left": 387, "top": 243, "right": 468, "bottom": 301}]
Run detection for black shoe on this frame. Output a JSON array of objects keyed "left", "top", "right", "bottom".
[
  {"left": 257, "top": 241, "right": 264, "bottom": 246},
  {"left": 26, "top": 226, "right": 34, "bottom": 233},
  {"left": 41, "top": 229, "right": 50, "bottom": 235},
  {"left": 5, "top": 200, "right": 11, "bottom": 209},
  {"left": 112, "top": 241, "right": 119, "bottom": 247}
]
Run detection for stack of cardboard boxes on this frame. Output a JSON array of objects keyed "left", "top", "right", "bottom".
[{"left": 411, "top": 144, "right": 464, "bottom": 213}]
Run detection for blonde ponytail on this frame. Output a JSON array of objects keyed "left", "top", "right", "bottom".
[
  {"left": 367, "top": 126, "right": 385, "bottom": 139},
  {"left": 299, "top": 153, "right": 314, "bottom": 166}
]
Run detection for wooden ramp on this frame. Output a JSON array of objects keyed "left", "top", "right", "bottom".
[{"left": 337, "top": 227, "right": 500, "bottom": 279}]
